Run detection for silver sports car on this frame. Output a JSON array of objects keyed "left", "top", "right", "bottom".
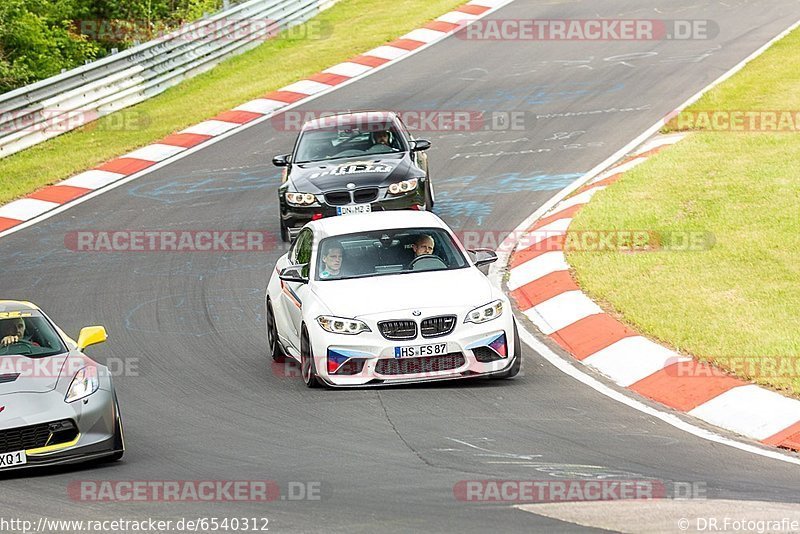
[{"left": 0, "top": 300, "right": 124, "bottom": 471}]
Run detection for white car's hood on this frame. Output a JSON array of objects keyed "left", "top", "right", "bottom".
[{"left": 310, "top": 268, "right": 496, "bottom": 318}]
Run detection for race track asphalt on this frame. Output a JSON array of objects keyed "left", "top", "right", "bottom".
[{"left": 1, "top": 1, "right": 799, "bottom": 532}]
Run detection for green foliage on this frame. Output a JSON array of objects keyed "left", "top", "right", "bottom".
[{"left": 0, "top": 0, "right": 223, "bottom": 93}]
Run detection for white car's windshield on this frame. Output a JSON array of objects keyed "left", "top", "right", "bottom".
[
  {"left": 316, "top": 227, "right": 468, "bottom": 281},
  {"left": 0, "top": 312, "right": 66, "bottom": 358}
]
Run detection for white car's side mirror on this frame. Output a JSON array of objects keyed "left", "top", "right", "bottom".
[
  {"left": 279, "top": 264, "right": 309, "bottom": 283},
  {"left": 469, "top": 249, "right": 498, "bottom": 267}
]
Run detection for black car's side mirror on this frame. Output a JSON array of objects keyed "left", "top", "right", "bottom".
[
  {"left": 279, "top": 264, "right": 309, "bottom": 283},
  {"left": 469, "top": 249, "right": 498, "bottom": 267},
  {"left": 273, "top": 154, "right": 291, "bottom": 167},
  {"left": 411, "top": 139, "right": 431, "bottom": 152}
]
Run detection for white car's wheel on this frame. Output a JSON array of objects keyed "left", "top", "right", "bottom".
[
  {"left": 300, "top": 327, "right": 321, "bottom": 388},
  {"left": 266, "top": 299, "right": 285, "bottom": 362}
]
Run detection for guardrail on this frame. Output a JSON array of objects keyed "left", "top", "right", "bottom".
[{"left": 0, "top": 0, "right": 336, "bottom": 159}]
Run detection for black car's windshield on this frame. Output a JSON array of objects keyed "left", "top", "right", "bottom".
[
  {"left": 0, "top": 311, "right": 66, "bottom": 358},
  {"left": 295, "top": 121, "right": 404, "bottom": 163},
  {"left": 316, "top": 227, "right": 468, "bottom": 281}
]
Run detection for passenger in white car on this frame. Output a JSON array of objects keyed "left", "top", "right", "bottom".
[{"left": 319, "top": 243, "right": 344, "bottom": 279}]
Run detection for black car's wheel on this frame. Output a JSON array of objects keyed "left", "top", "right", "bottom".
[
  {"left": 280, "top": 220, "right": 290, "bottom": 242},
  {"left": 266, "top": 299, "right": 285, "bottom": 362},
  {"left": 492, "top": 320, "right": 522, "bottom": 379},
  {"left": 300, "top": 326, "right": 321, "bottom": 388},
  {"left": 424, "top": 179, "right": 434, "bottom": 211}
]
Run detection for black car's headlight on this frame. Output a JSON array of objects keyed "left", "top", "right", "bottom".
[
  {"left": 286, "top": 192, "right": 317, "bottom": 206},
  {"left": 388, "top": 178, "right": 419, "bottom": 195},
  {"left": 465, "top": 300, "right": 504, "bottom": 324}
]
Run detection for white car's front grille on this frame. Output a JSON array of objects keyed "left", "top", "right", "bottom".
[
  {"left": 420, "top": 315, "right": 456, "bottom": 338},
  {"left": 378, "top": 320, "right": 417, "bottom": 340}
]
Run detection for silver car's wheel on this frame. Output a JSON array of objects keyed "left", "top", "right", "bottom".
[{"left": 106, "top": 395, "right": 125, "bottom": 462}]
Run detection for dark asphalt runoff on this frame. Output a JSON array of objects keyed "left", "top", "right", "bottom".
[{"left": 1, "top": 1, "right": 799, "bottom": 532}]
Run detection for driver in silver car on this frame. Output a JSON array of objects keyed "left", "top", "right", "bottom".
[{"left": 0, "top": 317, "right": 28, "bottom": 346}]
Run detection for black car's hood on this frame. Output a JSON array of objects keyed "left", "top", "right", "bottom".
[{"left": 288, "top": 154, "right": 418, "bottom": 191}]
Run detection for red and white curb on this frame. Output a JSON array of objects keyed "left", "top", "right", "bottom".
[
  {"left": 0, "top": 0, "right": 509, "bottom": 236},
  {"left": 507, "top": 133, "right": 800, "bottom": 452}
]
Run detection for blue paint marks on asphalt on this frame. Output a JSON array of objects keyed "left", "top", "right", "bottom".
[
  {"left": 438, "top": 172, "right": 584, "bottom": 194},
  {"left": 128, "top": 169, "right": 280, "bottom": 204},
  {"left": 433, "top": 191, "right": 494, "bottom": 225},
  {"left": 433, "top": 171, "right": 583, "bottom": 225}
]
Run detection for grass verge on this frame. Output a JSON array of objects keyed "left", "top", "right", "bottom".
[
  {"left": 567, "top": 27, "right": 800, "bottom": 397},
  {"left": 0, "top": 0, "right": 465, "bottom": 205}
]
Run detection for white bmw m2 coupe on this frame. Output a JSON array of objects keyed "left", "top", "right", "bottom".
[{"left": 265, "top": 211, "right": 520, "bottom": 387}]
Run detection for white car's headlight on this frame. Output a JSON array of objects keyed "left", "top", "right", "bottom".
[
  {"left": 388, "top": 178, "right": 418, "bottom": 195},
  {"left": 65, "top": 366, "right": 100, "bottom": 403},
  {"left": 465, "top": 300, "right": 504, "bottom": 324},
  {"left": 286, "top": 192, "right": 317, "bottom": 206},
  {"left": 317, "top": 316, "right": 371, "bottom": 335}
]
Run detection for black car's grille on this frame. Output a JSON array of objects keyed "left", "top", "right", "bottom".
[
  {"left": 0, "top": 373, "right": 19, "bottom": 384},
  {"left": 420, "top": 315, "right": 456, "bottom": 338},
  {"left": 0, "top": 419, "right": 78, "bottom": 454},
  {"left": 378, "top": 320, "right": 417, "bottom": 340},
  {"left": 375, "top": 353, "right": 466, "bottom": 376},
  {"left": 353, "top": 188, "right": 378, "bottom": 203},
  {"left": 324, "top": 191, "right": 351, "bottom": 206},
  {"left": 473, "top": 346, "right": 504, "bottom": 363},
  {"left": 324, "top": 188, "right": 378, "bottom": 206}
]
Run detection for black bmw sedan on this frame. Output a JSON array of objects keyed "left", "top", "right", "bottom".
[{"left": 272, "top": 111, "right": 433, "bottom": 242}]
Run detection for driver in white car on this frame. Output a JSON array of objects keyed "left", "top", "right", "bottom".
[{"left": 411, "top": 234, "right": 435, "bottom": 257}]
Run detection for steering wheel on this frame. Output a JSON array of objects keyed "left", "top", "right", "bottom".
[
  {"left": 409, "top": 254, "right": 447, "bottom": 270},
  {"left": 0, "top": 340, "right": 35, "bottom": 354}
]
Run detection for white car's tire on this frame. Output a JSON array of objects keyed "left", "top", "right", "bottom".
[{"left": 301, "top": 326, "right": 322, "bottom": 388}]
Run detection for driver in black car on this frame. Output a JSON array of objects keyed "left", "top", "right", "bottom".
[
  {"left": 366, "top": 129, "right": 393, "bottom": 153},
  {"left": 0, "top": 317, "right": 31, "bottom": 346}
]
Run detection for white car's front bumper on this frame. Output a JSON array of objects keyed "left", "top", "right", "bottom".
[{"left": 307, "top": 311, "right": 517, "bottom": 387}]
